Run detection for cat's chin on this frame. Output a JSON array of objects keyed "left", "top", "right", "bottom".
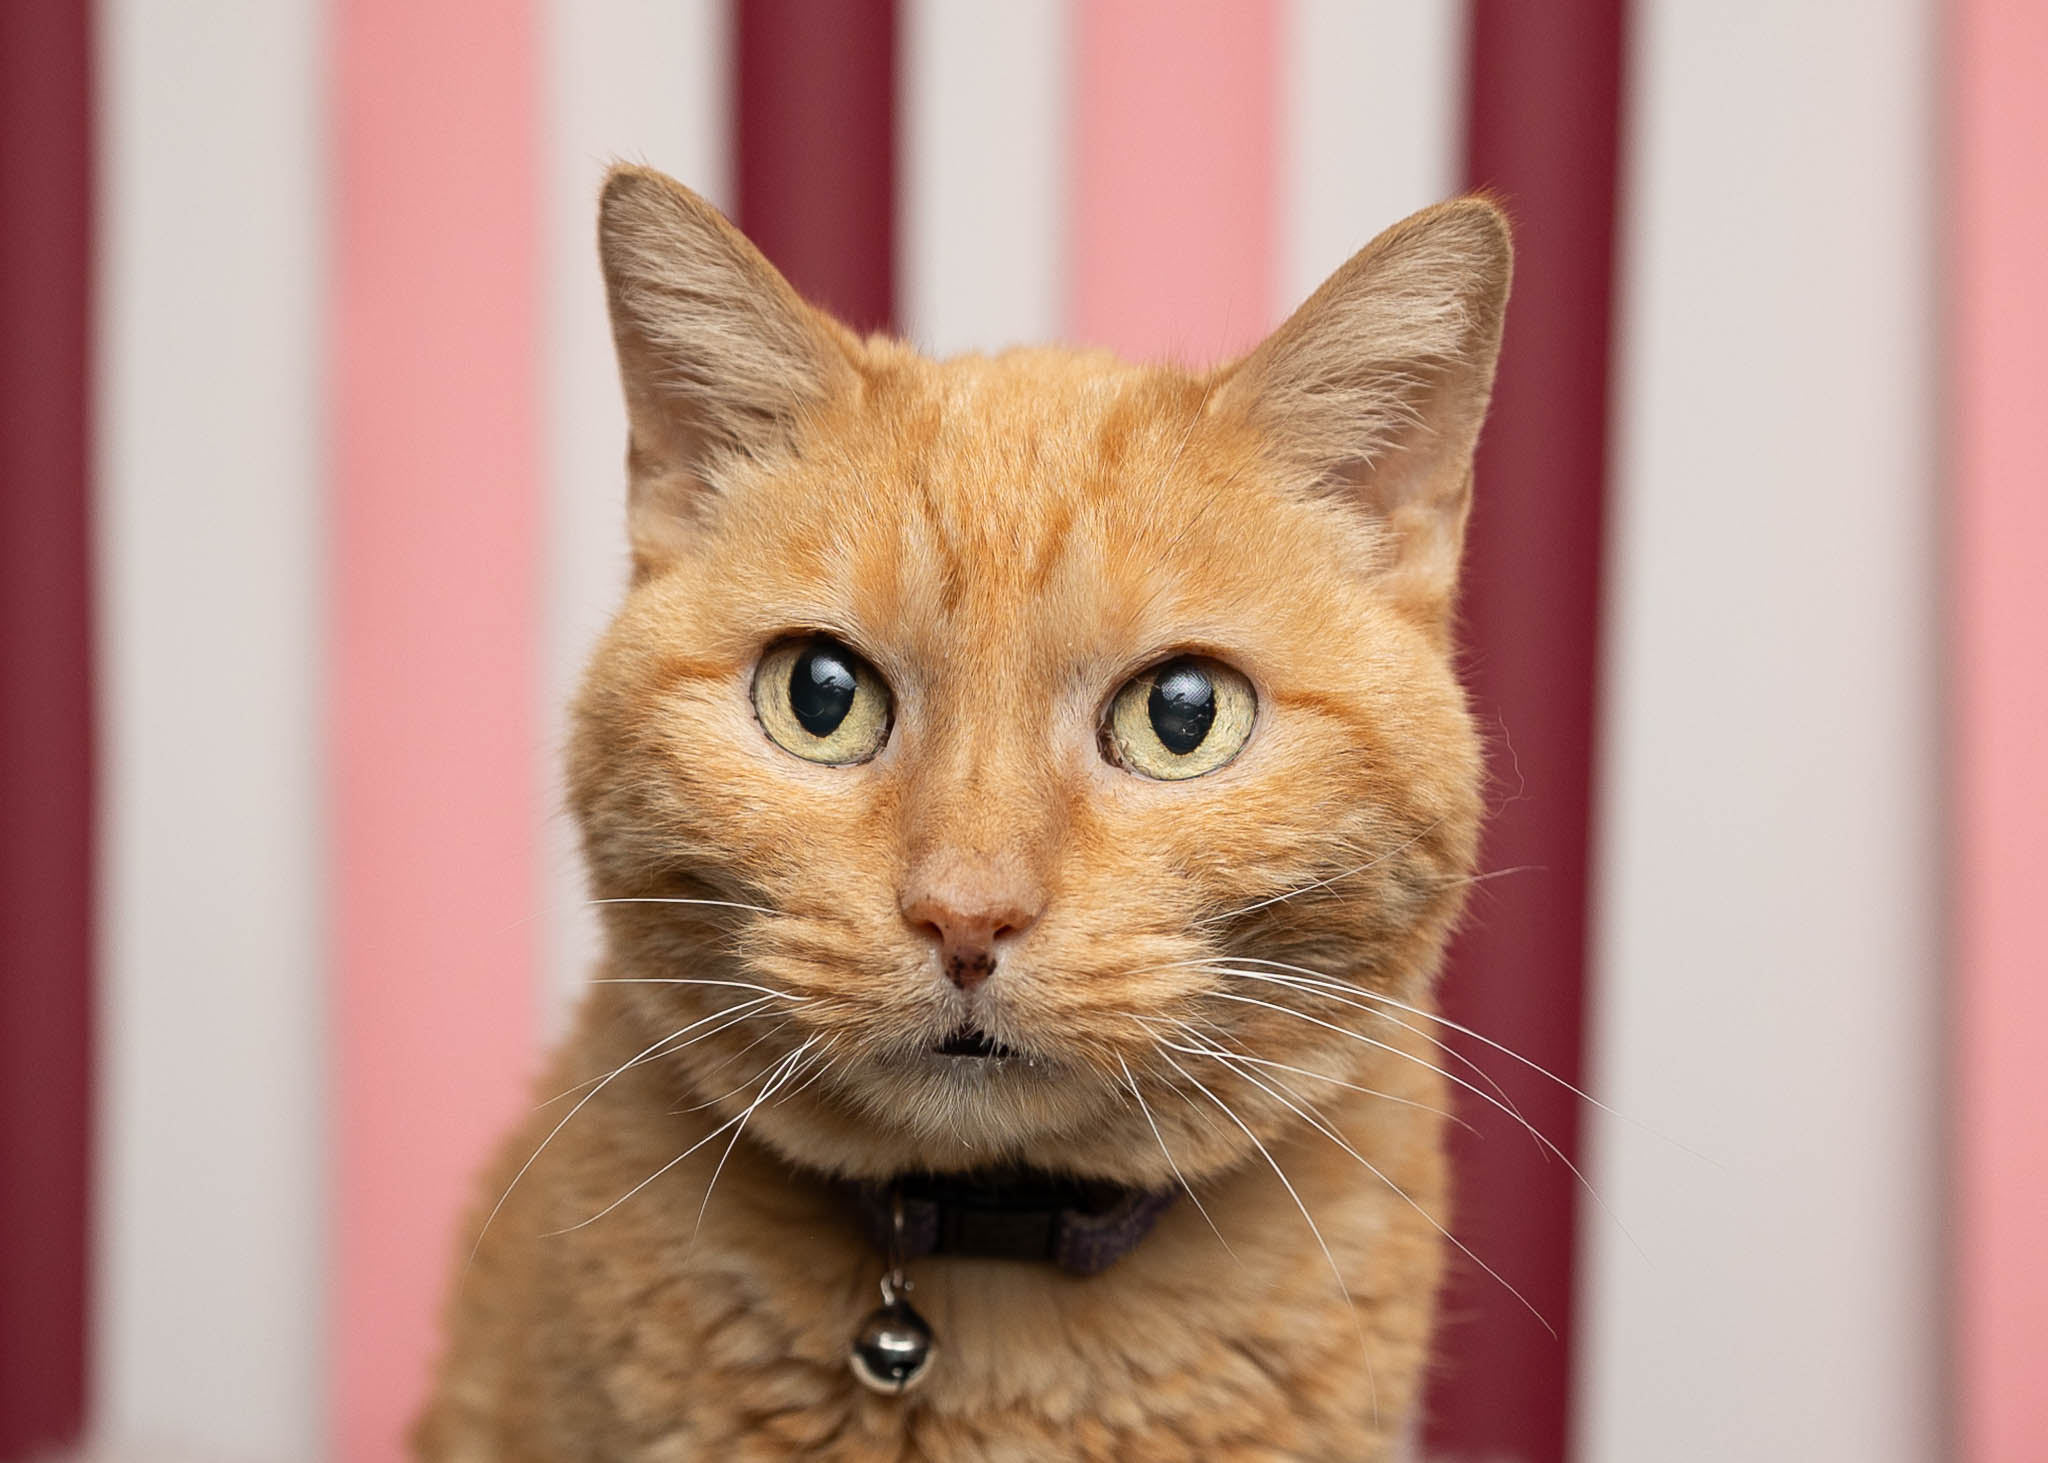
[
  {"left": 867, "top": 1037, "right": 1071, "bottom": 1123},
  {"left": 897, "top": 1043, "right": 1066, "bottom": 1110},
  {"left": 735, "top": 1044, "right": 1150, "bottom": 1183},
  {"left": 928, "top": 1023, "right": 1016, "bottom": 1060}
]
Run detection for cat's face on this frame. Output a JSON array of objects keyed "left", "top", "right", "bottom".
[{"left": 570, "top": 169, "right": 1507, "bottom": 1184}]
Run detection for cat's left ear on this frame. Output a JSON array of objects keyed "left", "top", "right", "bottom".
[
  {"left": 598, "top": 165, "right": 861, "bottom": 574},
  {"left": 1214, "top": 198, "right": 1512, "bottom": 629}
]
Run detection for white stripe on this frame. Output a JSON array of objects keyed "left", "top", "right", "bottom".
[
  {"left": 94, "top": 2, "right": 324, "bottom": 1456},
  {"left": 1578, "top": 4, "right": 1940, "bottom": 1459},
  {"left": 901, "top": 0, "right": 1070, "bottom": 356},
  {"left": 540, "top": 0, "right": 731, "bottom": 1032},
  {"left": 1279, "top": 0, "right": 1468, "bottom": 310}
]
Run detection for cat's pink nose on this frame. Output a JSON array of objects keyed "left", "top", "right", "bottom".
[{"left": 900, "top": 865, "right": 1044, "bottom": 992}]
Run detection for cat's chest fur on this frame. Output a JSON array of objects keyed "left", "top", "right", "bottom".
[{"left": 418, "top": 997, "right": 1447, "bottom": 1463}]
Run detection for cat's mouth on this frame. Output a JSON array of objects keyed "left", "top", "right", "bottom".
[{"left": 932, "top": 1024, "right": 1014, "bottom": 1061}]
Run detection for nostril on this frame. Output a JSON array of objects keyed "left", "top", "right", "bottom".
[{"left": 910, "top": 917, "right": 947, "bottom": 950}]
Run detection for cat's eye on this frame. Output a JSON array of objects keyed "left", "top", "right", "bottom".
[
  {"left": 1104, "top": 656, "right": 1256, "bottom": 780},
  {"left": 753, "top": 636, "right": 893, "bottom": 765}
]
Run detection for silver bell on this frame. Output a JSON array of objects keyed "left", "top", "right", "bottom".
[{"left": 848, "top": 1297, "right": 935, "bottom": 1395}]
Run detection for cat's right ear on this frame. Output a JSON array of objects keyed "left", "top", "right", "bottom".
[
  {"left": 1213, "top": 197, "right": 1512, "bottom": 632},
  {"left": 598, "top": 165, "right": 858, "bottom": 573}
]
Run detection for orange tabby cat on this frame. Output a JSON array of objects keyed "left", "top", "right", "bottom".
[{"left": 417, "top": 165, "right": 1508, "bottom": 1461}]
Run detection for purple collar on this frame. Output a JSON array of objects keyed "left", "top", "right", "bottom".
[{"left": 850, "top": 1171, "right": 1177, "bottom": 1277}]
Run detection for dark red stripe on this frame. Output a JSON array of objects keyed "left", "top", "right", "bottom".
[
  {"left": 1424, "top": 4, "right": 1627, "bottom": 1460},
  {"left": 735, "top": 0, "right": 897, "bottom": 333},
  {"left": 0, "top": 1, "right": 95, "bottom": 1455}
]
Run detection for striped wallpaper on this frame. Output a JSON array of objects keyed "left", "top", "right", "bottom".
[{"left": 2, "top": 3, "right": 2040, "bottom": 1461}]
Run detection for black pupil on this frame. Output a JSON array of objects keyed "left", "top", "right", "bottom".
[
  {"left": 789, "top": 643, "right": 858, "bottom": 737},
  {"left": 1148, "top": 660, "right": 1216, "bottom": 755}
]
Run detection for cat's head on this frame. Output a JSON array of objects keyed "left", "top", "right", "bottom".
[{"left": 569, "top": 166, "right": 1508, "bottom": 1185}]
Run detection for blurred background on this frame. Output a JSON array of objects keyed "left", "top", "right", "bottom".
[{"left": 3, "top": 1, "right": 2042, "bottom": 1460}]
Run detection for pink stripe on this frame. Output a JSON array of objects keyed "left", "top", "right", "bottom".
[
  {"left": 1069, "top": 0, "right": 1279, "bottom": 361},
  {"left": 329, "top": 2, "right": 541, "bottom": 1456},
  {"left": 1955, "top": 4, "right": 2048, "bottom": 1460}
]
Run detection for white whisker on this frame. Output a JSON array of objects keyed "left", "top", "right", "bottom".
[
  {"left": 776, "top": 1038, "right": 843, "bottom": 1104},
  {"left": 1204, "top": 987, "right": 1578, "bottom": 1177},
  {"left": 1201, "top": 986, "right": 1641, "bottom": 1256},
  {"left": 584, "top": 895, "right": 780, "bottom": 917},
  {"left": 679, "top": 1013, "right": 808, "bottom": 1100},
  {"left": 586, "top": 976, "right": 804, "bottom": 998},
  {"left": 676, "top": 1020, "right": 800, "bottom": 1112},
  {"left": 1159, "top": 1019, "right": 1369, "bottom": 1157},
  {"left": 1116, "top": 1052, "right": 1238, "bottom": 1264},
  {"left": 1189, "top": 963, "right": 1528, "bottom": 1132},
  {"left": 1139, "top": 1015, "right": 1467, "bottom": 1130},
  {"left": 500, "top": 894, "right": 779, "bottom": 937},
  {"left": 691, "top": 1038, "right": 816, "bottom": 1244},
  {"left": 540, "top": 995, "right": 779, "bottom": 1107},
  {"left": 544, "top": 1070, "right": 779, "bottom": 1237},
  {"left": 1217, "top": 956, "right": 1707, "bottom": 1165},
  {"left": 1174, "top": 1028, "right": 1554, "bottom": 1337},
  {"left": 1222, "top": 956, "right": 1601, "bottom": 1116},
  {"left": 1151, "top": 1044, "right": 1379, "bottom": 1425},
  {"left": 470, "top": 1012, "right": 741, "bottom": 1269},
  {"left": 1194, "top": 819, "right": 1444, "bottom": 927}
]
